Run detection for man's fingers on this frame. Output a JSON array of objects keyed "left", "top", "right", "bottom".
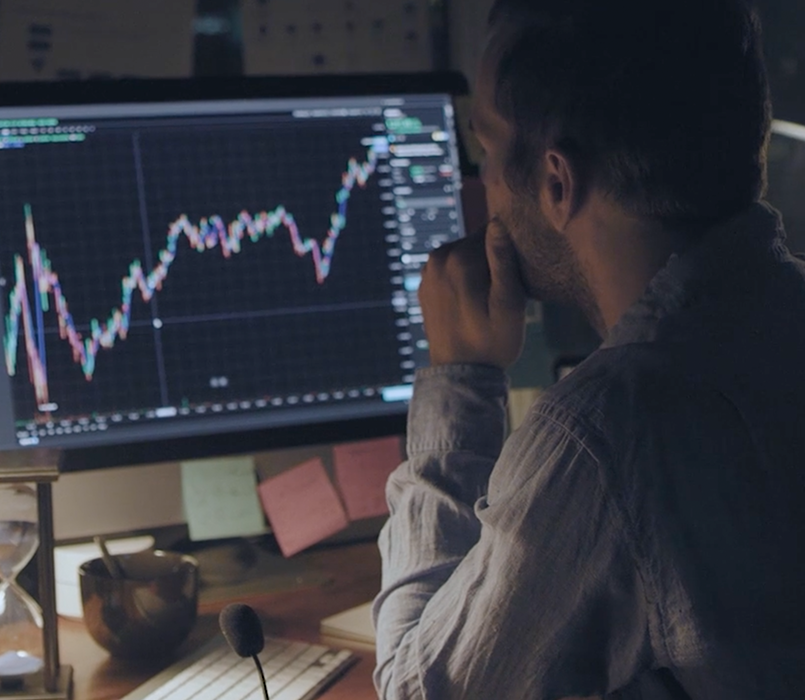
[
  {"left": 417, "top": 220, "right": 526, "bottom": 368},
  {"left": 485, "top": 218, "right": 527, "bottom": 314},
  {"left": 423, "top": 236, "right": 488, "bottom": 293}
]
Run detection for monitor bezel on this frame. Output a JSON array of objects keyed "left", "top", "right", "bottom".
[
  {"left": 0, "top": 71, "right": 470, "bottom": 472},
  {"left": 0, "top": 71, "right": 469, "bottom": 109}
]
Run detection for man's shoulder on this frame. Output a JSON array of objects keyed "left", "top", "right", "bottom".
[
  {"left": 532, "top": 342, "right": 694, "bottom": 434},
  {"left": 516, "top": 340, "right": 731, "bottom": 483}
]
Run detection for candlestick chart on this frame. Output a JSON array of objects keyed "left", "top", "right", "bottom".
[{"left": 3, "top": 145, "right": 379, "bottom": 410}]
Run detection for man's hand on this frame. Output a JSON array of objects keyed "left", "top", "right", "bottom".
[{"left": 418, "top": 219, "right": 527, "bottom": 369}]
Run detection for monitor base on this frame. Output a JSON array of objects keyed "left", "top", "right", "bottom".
[{"left": 183, "top": 537, "right": 331, "bottom": 603}]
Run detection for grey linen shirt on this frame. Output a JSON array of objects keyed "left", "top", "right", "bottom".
[{"left": 373, "top": 202, "right": 805, "bottom": 699}]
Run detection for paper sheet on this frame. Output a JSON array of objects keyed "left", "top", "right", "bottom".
[
  {"left": 332, "top": 436, "right": 402, "bottom": 521},
  {"left": 257, "top": 457, "right": 349, "bottom": 557},
  {"left": 181, "top": 456, "right": 267, "bottom": 542},
  {"left": 320, "top": 601, "right": 375, "bottom": 645}
]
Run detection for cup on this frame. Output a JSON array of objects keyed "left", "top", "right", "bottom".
[{"left": 79, "top": 549, "right": 199, "bottom": 659}]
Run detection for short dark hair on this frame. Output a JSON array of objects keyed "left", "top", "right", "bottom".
[{"left": 488, "top": 0, "right": 772, "bottom": 226}]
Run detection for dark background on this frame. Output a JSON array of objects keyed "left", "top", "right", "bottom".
[
  {"left": 5, "top": 0, "right": 797, "bottom": 118},
  {"left": 190, "top": 0, "right": 805, "bottom": 123}
]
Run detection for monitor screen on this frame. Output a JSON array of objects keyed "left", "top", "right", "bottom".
[{"left": 0, "top": 75, "right": 467, "bottom": 469}]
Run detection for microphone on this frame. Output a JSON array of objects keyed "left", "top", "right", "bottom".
[{"left": 219, "top": 603, "right": 269, "bottom": 700}]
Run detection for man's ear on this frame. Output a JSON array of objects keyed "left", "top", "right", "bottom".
[{"left": 539, "top": 149, "right": 581, "bottom": 233}]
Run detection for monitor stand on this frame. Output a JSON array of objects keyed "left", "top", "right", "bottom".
[{"left": 175, "top": 535, "right": 331, "bottom": 604}]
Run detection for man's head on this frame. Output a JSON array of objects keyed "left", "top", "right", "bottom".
[
  {"left": 485, "top": 0, "right": 771, "bottom": 224},
  {"left": 472, "top": 0, "right": 772, "bottom": 321}
]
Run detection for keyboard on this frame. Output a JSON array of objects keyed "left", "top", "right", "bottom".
[{"left": 121, "top": 636, "right": 358, "bottom": 700}]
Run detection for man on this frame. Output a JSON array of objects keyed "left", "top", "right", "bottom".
[{"left": 373, "top": 0, "right": 805, "bottom": 698}]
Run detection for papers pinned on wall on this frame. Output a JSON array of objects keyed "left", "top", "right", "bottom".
[
  {"left": 333, "top": 436, "right": 402, "bottom": 521},
  {"left": 0, "top": 0, "right": 196, "bottom": 81},
  {"left": 257, "top": 457, "right": 350, "bottom": 558},
  {"left": 257, "top": 436, "right": 403, "bottom": 557},
  {"left": 181, "top": 456, "right": 268, "bottom": 542},
  {"left": 242, "top": 0, "right": 434, "bottom": 76}
]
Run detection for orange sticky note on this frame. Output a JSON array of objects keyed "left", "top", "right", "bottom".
[
  {"left": 257, "top": 458, "right": 349, "bottom": 557},
  {"left": 333, "top": 436, "right": 403, "bottom": 521}
]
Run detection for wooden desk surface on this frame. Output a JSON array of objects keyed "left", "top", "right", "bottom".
[{"left": 59, "top": 541, "right": 381, "bottom": 700}]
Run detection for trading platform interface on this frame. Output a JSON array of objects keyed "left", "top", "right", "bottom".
[{"left": 0, "top": 91, "right": 465, "bottom": 450}]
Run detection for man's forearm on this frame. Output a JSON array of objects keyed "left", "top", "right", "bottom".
[{"left": 373, "top": 364, "right": 508, "bottom": 698}]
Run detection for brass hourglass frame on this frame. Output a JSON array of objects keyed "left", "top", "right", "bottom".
[{"left": 1, "top": 453, "right": 72, "bottom": 700}]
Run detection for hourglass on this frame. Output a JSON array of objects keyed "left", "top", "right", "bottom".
[
  {"left": 0, "top": 484, "right": 44, "bottom": 688},
  {"left": 0, "top": 460, "right": 71, "bottom": 700}
]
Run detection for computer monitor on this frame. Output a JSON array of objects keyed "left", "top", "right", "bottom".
[
  {"left": 767, "top": 119, "right": 805, "bottom": 254},
  {"left": 0, "top": 73, "right": 468, "bottom": 472}
]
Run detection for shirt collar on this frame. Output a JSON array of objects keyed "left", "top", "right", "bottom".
[{"left": 601, "top": 202, "right": 787, "bottom": 349}]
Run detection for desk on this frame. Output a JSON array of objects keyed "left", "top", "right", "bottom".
[{"left": 58, "top": 541, "right": 381, "bottom": 700}]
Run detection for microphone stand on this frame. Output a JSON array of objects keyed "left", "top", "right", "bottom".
[{"left": 252, "top": 654, "right": 269, "bottom": 700}]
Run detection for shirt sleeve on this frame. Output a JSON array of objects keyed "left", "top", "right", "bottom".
[{"left": 373, "top": 365, "right": 651, "bottom": 700}]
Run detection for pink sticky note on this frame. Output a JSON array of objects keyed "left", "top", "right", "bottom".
[
  {"left": 333, "top": 436, "right": 403, "bottom": 521},
  {"left": 257, "top": 458, "right": 349, "bottom": 557}
]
